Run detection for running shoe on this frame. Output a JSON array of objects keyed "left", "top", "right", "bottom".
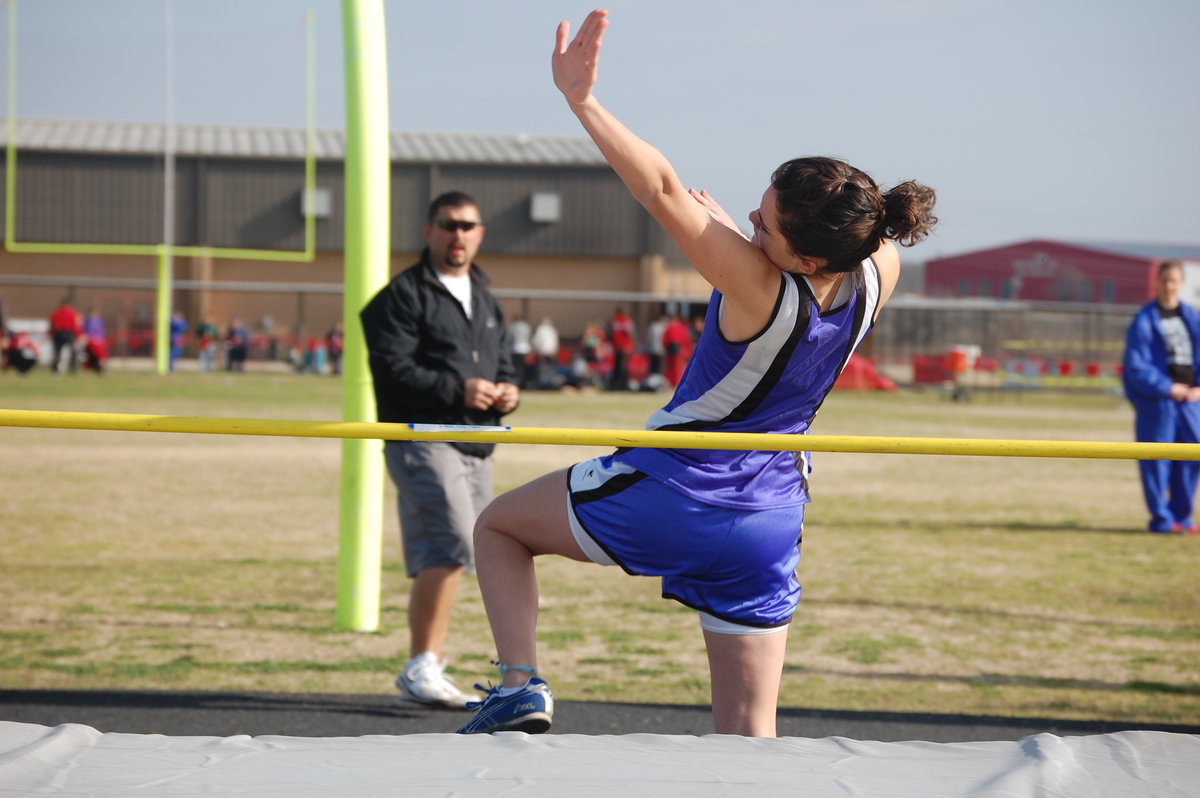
[
  {"left": 455, "top": 677, "right": 554, "bottom": 734},
  {"left": 394, "top": 653, "right": 471, "bottom": 709}
]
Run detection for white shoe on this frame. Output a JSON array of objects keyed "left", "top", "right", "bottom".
[{"left": 394, "top": 653, "right": 471, "bottom": 709}]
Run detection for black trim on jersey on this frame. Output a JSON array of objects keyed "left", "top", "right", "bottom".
[
  {"left": 866, "top": 258, "right": 884, "bottom": 324},
  {"left": 808, "top": 265, "right": 871, "bottom": 420},
  {"left": 565, "top": 468, "right": 643, "bottom": 577},
  {"left": 787, "top": 466, "right": 809, "bottom": 494},
  {"left": 570, "top": 469, "right": 648, "bottom": 506},
  {"left": 660, "top": 591, "right": 794, "bottom": 630},
  {"left": 716, "top": 272, "right": 789, "bottom": 347},
  {"left": 655, "top": 273, "right": 812, "bottom": 434},
  {"left": 830, "top": 265, "right": 870, "bottom": 377}
]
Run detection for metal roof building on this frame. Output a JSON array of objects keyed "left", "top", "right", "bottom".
[
  {"left": 0, "top": 118, "right": 683, "bottom": 259},
  {"left": 0, "top": 119, "right": 702, "bottom": 349},
  {"left": 3, "top": 118, "right": 609, "bottom": 163}
]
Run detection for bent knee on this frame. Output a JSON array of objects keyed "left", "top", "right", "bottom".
[
  {"left": 473, "top": 489, "right": 530, "bottom": 544},
  {"left": 474, "top": 499, "right": 502, "bottom": 539}
]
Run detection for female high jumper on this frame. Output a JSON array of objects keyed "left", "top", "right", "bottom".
[{"left": 457, "top": 9, "right": 938, "bottom": 737}]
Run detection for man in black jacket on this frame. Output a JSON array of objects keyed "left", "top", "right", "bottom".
[{"left": 362, "top": 191, "right": 520, "bottom": 709}]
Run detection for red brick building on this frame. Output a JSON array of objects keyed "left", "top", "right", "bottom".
[{"left": 925, "top": 240, "right": 1200, "bottom": 306}]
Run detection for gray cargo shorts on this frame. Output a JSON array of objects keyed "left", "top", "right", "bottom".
[{"left": 383, "top": 440, "right": 493, "bottom": 577}]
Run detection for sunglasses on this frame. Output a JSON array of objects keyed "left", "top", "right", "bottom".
[{"left": 433, "top": 219, "right": 483, "bottom": 233}]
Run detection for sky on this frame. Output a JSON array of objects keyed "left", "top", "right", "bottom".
[{"left": 5, "top": 0, "right": 1198, "bottom": 261}]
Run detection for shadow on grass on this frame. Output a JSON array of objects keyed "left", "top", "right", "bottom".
[
  {"left": 959, "top": 521, "right": 1151, "bottom": 535},
  {"left": 801, "top": 595, "right": 1200, "bottom": 635},
  {"left": 818, "top": 518, "right": 1148, "bottom": 536}
]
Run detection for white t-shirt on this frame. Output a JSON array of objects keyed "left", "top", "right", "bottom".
[
  {"left": 437, "top": 272, "right": 472, "bottom": 319},
  {"left": 509, "top": 319, "right": 532, "bottom": 355}
]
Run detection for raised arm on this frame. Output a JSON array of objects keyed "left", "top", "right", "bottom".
[{"left": 553, "top": 10, "right": 779, "bottom": 332}]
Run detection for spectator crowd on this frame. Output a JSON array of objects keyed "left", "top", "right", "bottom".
[
  {"left": 508, "top": 306, "right": 702, "bottom": 393},
  {"left": 3, "top": 294, "right": 700, "bottom": 390}
]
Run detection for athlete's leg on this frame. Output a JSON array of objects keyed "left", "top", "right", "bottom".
[
  {"left": 703, "top": 626, "right": 789, "bottom": 737},
  {"left": 474, "top": 468, "right": 590, "bottom": 687}
]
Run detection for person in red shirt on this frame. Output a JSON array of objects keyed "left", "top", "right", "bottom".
[
  {"left": 49, "top": 298, "right": 82, "bottom": 374},
  {"left": 661, "top": 312, "right": 693, "bottom": 388},
  {"left": 607, "top": 307, "right": 636, "bottom": 391},
  {"left": 3, "top": 330, "right": 39, "bottom": 373}
]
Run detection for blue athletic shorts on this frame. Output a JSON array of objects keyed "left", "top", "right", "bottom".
[{"left": 566, "top": 455, "right": 804, "bottom": 631}]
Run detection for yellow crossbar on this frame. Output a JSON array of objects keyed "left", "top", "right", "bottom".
[{"left": 1, "top": 408, "right": 1197, "bottom": 461}]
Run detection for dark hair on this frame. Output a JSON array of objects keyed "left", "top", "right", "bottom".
[
  {"left": 427, "top": 190, "right": 479, "bottom": 223},
  {"left": 1159, "top": 259, "right": 1184, "bottom": 276},
  {"left": 771, "top": 157, "right": 938, "bottom": 273}
]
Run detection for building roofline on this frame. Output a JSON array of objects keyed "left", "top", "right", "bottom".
[
  {"left": 928, "top": 238, "right": 1200, "bottom": 264},
  {"left": 0, "top": 117, "right": 609, "bottom": 167}
]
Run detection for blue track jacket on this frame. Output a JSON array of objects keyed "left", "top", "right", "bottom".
[{"left": 1123, "top": 301, "right": 1200, "bottom": 406}]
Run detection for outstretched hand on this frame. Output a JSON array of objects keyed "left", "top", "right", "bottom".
[{"left": 553, "top": 9, "right": 609, "bottom": 106}]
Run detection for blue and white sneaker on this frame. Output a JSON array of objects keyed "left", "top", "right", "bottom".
[{"left": 455, "top": 677, "right": 554, "bottom": 734}]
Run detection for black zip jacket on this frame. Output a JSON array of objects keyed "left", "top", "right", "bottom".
[{"left": 360, "top": 251, "right": 516, "bottom": 457}]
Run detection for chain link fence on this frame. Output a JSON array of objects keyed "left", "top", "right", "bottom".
[{"left": 865, "top": 296, "right": 1136, "bottom": 393}]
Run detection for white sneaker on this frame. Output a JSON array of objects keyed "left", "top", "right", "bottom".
[{"left": 394, "top": 653, "right": 471, "bottom": 709}]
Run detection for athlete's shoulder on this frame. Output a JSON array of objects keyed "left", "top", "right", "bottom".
[{"left": 863, "top": 242, "right": 898, "bottom": 316}]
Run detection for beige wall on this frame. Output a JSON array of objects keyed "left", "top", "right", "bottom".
[
  {"left": 484, "top": 253, "right": 636, "bottom": 339},
  {"left": 0, "top": 250, "right": 166, "bottom": 338},
  {"left": 0, "top": 249, "right": 348, "bottom": 344},
  {"left": 482, "top": 253, "right": 710, "bottom": 339}
]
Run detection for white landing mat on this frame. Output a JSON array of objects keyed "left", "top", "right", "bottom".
[{"left": 0, "top": 722, "right": 1197, "bottom": 797}]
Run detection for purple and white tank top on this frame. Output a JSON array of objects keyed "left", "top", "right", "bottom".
[{"left": 616, "top": 259, "right": 880, "bottom": 509}]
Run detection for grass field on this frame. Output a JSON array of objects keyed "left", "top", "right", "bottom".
[{"left": 1, "top": 368, "right": 1197, "bottom": 726}]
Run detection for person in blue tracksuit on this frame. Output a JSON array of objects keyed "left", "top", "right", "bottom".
[{"left": 1122, "top": 259, "right": 1200, "bottom": 534}]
